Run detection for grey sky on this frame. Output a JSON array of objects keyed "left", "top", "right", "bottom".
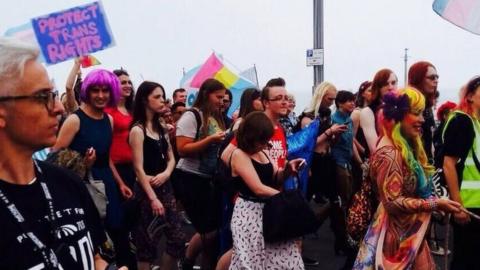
[{"left": 2, "top": 0, "right": 480, "bottom": 112}]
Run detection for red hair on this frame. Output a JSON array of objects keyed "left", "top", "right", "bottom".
[
  {"left": 436, "top": 101, "right": 456, "bottom": 121},
  {"left": 408, "top": 61, "right": 436, "bottom": 106},
  {"left": 458, "top": 76, "right": 480, "bottom": 118},
  {"left": 371, "top": 69, "right": 394, "bottom": 109},
  {"left": 408, "top": 61, "right": 434, "bottom": 89}
]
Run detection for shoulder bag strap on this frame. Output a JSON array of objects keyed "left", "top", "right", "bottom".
[{"left": 186, "top": 108, "right": 202, "bottom": 140}]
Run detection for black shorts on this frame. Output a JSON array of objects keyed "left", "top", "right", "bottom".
[{"left": 173, "top": 169, "right": 220, "bottom": 234}]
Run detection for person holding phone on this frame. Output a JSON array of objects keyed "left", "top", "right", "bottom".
[
  {"left": 229, "top": 112, "right": 305, "bottom": 269},
  {"left": 329, "top": 91, "right": 355, "bottom": 260}
]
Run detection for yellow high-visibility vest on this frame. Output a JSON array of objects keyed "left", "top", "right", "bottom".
[{"left": 444, "top": 111, "right": 480, "bottom": 208}]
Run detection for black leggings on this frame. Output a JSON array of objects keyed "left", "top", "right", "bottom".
[
  {"left": 106, "top": 226, "right": 137, "bottom": 270},
  {"left": 308, "top": 152, "right": 337, "bottom": 201},
  {"left": 174, "top": 169, "right": 221, "bottom": 234}
]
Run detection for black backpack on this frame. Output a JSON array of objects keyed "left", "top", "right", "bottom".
[{"left": 213, "top": 127, "right": 238, "bottom": 197}]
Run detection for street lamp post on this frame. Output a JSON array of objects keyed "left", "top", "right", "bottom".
[{"left": 313, "top": 0, "right": 324, "bottom": 88}]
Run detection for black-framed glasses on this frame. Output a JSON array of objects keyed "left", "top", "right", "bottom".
[
  {"left": 120, "top": 80, "right": 132, "bottom": 85},
  {"left": 425, "top": 74, "right": 439, "bottom": 81},
  {"left": 268, "top": 95, "right": 289, "bottom": 102},
  {"left": 0, "top": 90, "right": 59, "bottom": 112}
]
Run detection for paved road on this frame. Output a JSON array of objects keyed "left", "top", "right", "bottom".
[
  {"left": 302, "top": 213, "right": 451, "bottom": 270},
  {"left": 160, "top": 206, "right": 452, "bottom": 270}
]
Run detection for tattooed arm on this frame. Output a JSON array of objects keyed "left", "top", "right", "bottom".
[{"left": 373, "top": 146, "right": 434, "bottom": 215}]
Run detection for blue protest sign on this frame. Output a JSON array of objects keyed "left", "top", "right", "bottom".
[{"left": 31, "top": 1, "right": 115, "bottom": 65}]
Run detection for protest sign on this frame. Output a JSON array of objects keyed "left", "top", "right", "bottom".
[{"left": 31, "top": 1, "right": 115, "bottom": 65}]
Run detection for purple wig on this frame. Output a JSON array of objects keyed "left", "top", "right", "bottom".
[{"left": 80, "top": 69, "right": 121, "bottom": 107}]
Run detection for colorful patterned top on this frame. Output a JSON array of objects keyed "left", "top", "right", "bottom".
[{"left": 354, "top": 145, "right": 435, "bottom": 270}]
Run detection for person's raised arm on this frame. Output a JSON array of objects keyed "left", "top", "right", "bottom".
[{"left": 65, "top": 59, "right": 80, "bottom": 113}]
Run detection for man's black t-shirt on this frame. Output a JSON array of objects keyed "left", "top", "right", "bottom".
[
  {"left": 442, "top": 113, "right": 475, "bottom": 185},
  {"left": 0, "top": 161, "right": 106, "bottom": 270}
]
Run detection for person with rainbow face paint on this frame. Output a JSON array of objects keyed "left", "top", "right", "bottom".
[{"left": 353, "top": 87, "right": 461, "bottom": 270}]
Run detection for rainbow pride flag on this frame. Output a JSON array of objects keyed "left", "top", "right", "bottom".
[
  {"left": 186, "top": 53, "right": 256, "bottom": 116},
  {"left": 79, "top": 55, "right": 101, "bottom": 68},
  {"left": 433, "top": 0, "right": 480, "bottom": 35}
]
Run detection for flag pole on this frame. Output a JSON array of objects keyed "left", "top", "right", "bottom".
[
  {"left": 254, "top": 64, "right": 260, "bottom": 88},
  {"left": 404, "top": 48, "right": 409, "bottom": 87}
]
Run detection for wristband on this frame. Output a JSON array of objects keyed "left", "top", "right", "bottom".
[{"left": 428, "top": 198, "right": 437, "bottom": 211}]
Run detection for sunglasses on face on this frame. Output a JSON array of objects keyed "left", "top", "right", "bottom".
[{"left": 120, "top": 80, "right": 132, "bottom": 85}]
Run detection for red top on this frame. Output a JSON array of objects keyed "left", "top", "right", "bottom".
[
  {"left": 230, "top": 124, "right": 287, "bottom": 168},
  {"left": 105, "top": 107, "right": 133, "bottom": 164}
]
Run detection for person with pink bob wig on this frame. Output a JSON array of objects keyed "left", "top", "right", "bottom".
[
  {"left": 79, "top": 69, "right": 122, "bottom": 107},
  {"left": 54, "top": 69, "right": 136, "bottom": 269}
]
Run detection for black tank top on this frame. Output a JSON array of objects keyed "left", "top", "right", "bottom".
[
  {"left": 141, "top": 126, "right": 169, "bottom": 175},
  {"left": 356, "top": 127, "right": 370, "bottom": 158},
  {"left": 234, "top": 151, "right": 274, "bottom": 199}
]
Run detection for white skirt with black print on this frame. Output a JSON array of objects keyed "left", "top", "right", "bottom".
[{"left": 229, "top": 197, "right": 304, "bottom": 270}]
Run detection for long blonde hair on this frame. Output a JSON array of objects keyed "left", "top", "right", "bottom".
[{"left": 304, "top": 81, "right": 337, "bottom": 117}]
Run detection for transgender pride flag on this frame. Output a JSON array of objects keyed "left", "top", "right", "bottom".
[
  {"left": 433, "top": 0, "right": 480, "bottom": 35},
  {"left": 187, "top": 53, "right": 256, "bottom": 116}
]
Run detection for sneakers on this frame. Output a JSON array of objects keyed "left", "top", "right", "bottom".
[
  {"left": 429, "top": 240, "right": 451, "bottom": 256},
  {"left": 430, "top": 245, "right": 451, "bottom": 256},
  {"left": 302, "top": 256, "right": 319, "bottom": 266}
]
